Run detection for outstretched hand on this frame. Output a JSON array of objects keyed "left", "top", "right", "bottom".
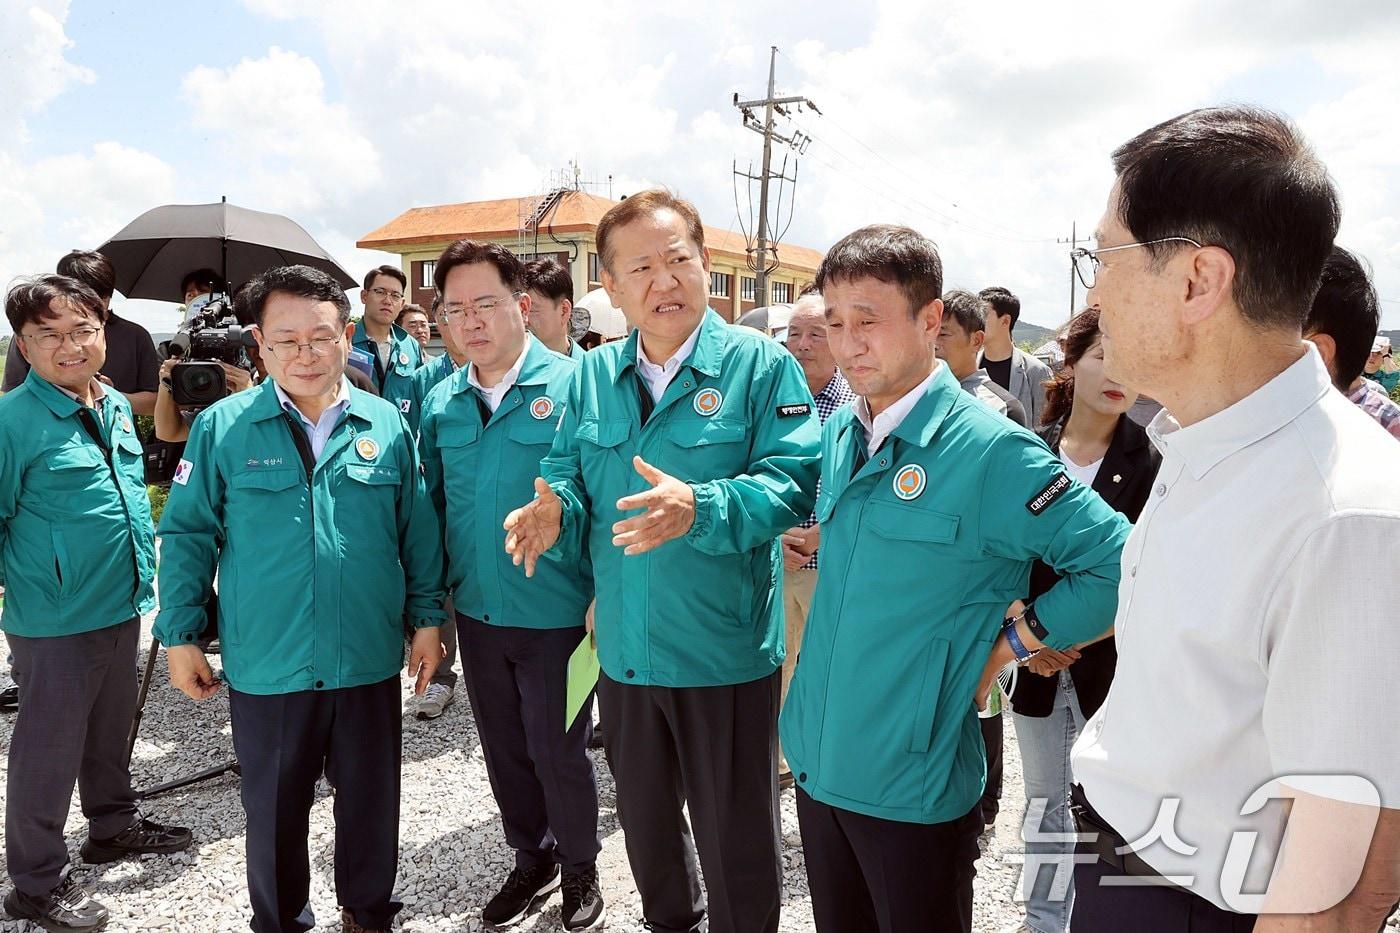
[
  {"left": 504, "top": 477, "right": 564, "bottom": 577},
  {"left": 612, "top": 456, "right": 696, "bottom": 556}
]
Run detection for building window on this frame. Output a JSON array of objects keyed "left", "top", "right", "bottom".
[
  {"left": 420, "top": 261, "right": 436, "bottom": 289},
  {"left": 771, "top": 281, "right": 792, "bottom": 304},
  {"left": 710, "top": 272, "right": 731, "bottom": 298},
  {"left": 588, "top": 252, "right": 601, "bottom": 284},
  {"left": 741, "top": 276, "right": 756, "bottom": 301}
]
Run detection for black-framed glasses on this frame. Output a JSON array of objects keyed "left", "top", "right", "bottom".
[
  {"left": 442, "top": 293, "right": 521, "bottom": 325},
  {"left": 21, "top": 326, "right": 102, "bottom": 350},
  {"left": 264, "top": 335, "right": 344, "bottom": 362},
  {"left": 1070, "top": 237, "right": 1204, "bottom": 289}
]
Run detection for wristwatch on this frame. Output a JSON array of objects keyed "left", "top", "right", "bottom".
[{"left": 1002, "top": 614, "right": 1039, "bottom": 665}]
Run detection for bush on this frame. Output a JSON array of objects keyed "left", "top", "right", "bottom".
[{"left": 148, "top": 484, "right": 169, "bottom": 525}]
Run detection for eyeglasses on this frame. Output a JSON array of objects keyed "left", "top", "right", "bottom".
[
  {"left": 263, "top": 335, "right": 344, "bottom": 362},
  {"left": 442, "top": 293, "right": 521, "bottom": 325},
  {"left": 21, "top": 326, "right": 102, "bottom": 350},
  {"left": 1070, "top": 237, "right": 1204, "bottom": 290},
  {"left": 369, "top": 286, "right": 405, "bottom": 302}
]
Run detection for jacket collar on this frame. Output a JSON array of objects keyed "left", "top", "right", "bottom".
[
  {"left": 614, "top": 308, "right": 726, "bottom": 383},
  {"left": 352, "top": 321, "right": 412, "bottom": 353},
  {"left": 24, "top": 367, "right": 97, "bottom": 420},
  {"left": 516, "top": 334, "right": 558, "bottom": 387},
  {"left": 248, "top": 377, "right": 370, "bottom": 427}
]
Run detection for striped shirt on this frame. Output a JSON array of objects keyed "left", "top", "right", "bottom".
[
  {"left": 798, "top": 370, "right": 856, "bottom": 569},
  {"left": 1348, "top": 378, "right": 1400, "bottom": 441}
]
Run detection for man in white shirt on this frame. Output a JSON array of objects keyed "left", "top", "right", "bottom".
[{"left": 1066, "top": 105, "right": 1400, "bottom": 931}]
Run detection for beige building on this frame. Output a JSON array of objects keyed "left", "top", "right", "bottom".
[{"left": 358, "top": 190, "right": 824, "bottom": 323}]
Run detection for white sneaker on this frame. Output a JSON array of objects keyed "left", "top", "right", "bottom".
[{"left": 415, "top": 682, "right": 455, "bottom": 720}]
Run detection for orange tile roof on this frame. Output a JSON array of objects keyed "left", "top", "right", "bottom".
[{"left": 358, "top": 190, "right": 825, "bottom": 273}]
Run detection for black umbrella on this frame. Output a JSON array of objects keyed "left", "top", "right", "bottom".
[{"left": 96, "top": 198, "right": 357, "bottom": 302}]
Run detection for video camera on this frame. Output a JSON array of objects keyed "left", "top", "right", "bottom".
[{"left": 167, "top": 294, "right": 258, "bottom": 408}]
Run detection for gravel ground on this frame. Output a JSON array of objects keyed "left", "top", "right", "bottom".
[{"left": 0, "top": 612, "right": 1032, "bottom": 932}]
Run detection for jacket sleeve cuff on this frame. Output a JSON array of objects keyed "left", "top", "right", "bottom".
[
  {"left": 684, "top": 481, "right": 717, "bottom": 543},
  {"left": 153, "top": 609, "right": 207, "bottom": 646}
]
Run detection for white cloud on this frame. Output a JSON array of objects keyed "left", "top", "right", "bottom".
[
  {"left": 0, "top": 0, "right": 94, "bottom": 143},
  {"left": 182, "top": 47, "right": 381, "bottom": 213}
]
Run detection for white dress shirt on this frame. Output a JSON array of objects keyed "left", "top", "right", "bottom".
[
  {"left": 636, "top": 322, "right": 703, "bottom": 402},
  {"left": 852, "top": 363, "right": 940, "bottom": 457},
  {"left": 1071, "top": 345, "right": 1400, "bottom": 911},
  {"left": 467, "top": 344, "right": 529, "bottom": 413},
  {"left": 275, "top": 377, "right": 351, "bottom": 460}
]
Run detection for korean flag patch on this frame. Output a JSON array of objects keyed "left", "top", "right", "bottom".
[
  {"left": 399, "top": 398, "right": 412, "bottom": 414},
  {"left": 173, "top": 459, "right": 194, "bottom": 486}
]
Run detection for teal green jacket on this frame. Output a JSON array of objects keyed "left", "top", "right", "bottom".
[
  {"left": 410, "top": 352, "right": 457, "bottom": 430},
  {"left": 153, "top": 379, "right": 446, "bottom": 695},
  {"left": 352, "top": 321, "right": 423, "bottom": 427},
  {"left": 543, "top": 309, "right": 820, "bottom": 687},
  {"left": 779, "top": 362, "right": 1129, "bottom": 824},
  {"left": 419, "top": 336, "right": 590, "bottom": 628},
  {"left": 0, "top": 371, "right": 155, "bottom": 637},
  {"left": 567, "top": 340, "right": 587, "bottom": 362},
  {"left": 1364, "top": 368, "right": 1400, "bottom": 394}
]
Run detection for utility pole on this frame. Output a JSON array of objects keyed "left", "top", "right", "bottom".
[
  {"left": 1057, "top": 222, "right": 1082, "bottom": 315},
  {"left": 733, "top": 47, "right": 817, "bottom": 305}
]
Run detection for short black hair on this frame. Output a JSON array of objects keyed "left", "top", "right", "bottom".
[
  {"left": 56, "top": 250, "right": 116, "bottom": 303},
  {"left": 521, "top": 257, "right": 573, "bottom": 304},
  {"left": 1112, "top": 105, "right": 1340, "bottom": 330},
  {"left": 242, "top": 265, "right": 352, "bottom": 328},
  {"left": 978, "top": 286, "right": 1020, "bottom": 328},
  {"left": 1304, "top": 246, "right": 1380, "bottom": 389},
  {"left": 941, "top": 289, "right": 987, "bottom": 334},
  {"left": 362, "top": 264, "right": 407, "bottom": 292},
  {"left": 433, "top": 240, "right": 524, "bottom": 295},
  {"left": 816, "top": 224, "right": 943, "bottom": 317},
  {"left": 396, "top": 303, "right": 428, "bottom": 325},
  {"left": 180, "top": 267, "right": 226, "bottom": 297},
  {"left": 5, "top": 274, "right": 108, "bottom": 334}
]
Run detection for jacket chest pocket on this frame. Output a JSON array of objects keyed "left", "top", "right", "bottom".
[
  {"left": 662, "top": 417, "right": 748, "bottom": 481},
  {"left": 40, "top": 445, "right": 108, "bottom": 501},
  {"left": 575, "top": 420, "right": 632, "bottom": 488},
  {"left": 436, "top": 424, "right": 481, "bottom": 487},
  {"left": 226, "top": 468, "right": 304, "bottom": 537},
  {"left": 507, "top": 416, "right": 559, "bottom": 453}
]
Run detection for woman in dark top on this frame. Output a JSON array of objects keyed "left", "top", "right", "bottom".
[{"left": 1007, "top": 308, "right": 1162, "bottom": 933}]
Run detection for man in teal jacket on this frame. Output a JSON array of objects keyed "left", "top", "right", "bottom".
[
  {"left": 419, "top": 240, "right": 603, "bottom": 930},
  {"left": 1, "top": 275, "right": 191, "bottom": 933},
  {"left": 406, "top": 295, "right": 469, "bottom": 720},
  {"left": 353, "top": 264, "right": 423, "bottom": 426},
  {"left": 155, "top": 265, "right": 444, "bottom": 933},
  {"left": 778, "top": 226, "right": 1129, "bottom": 933},
  {"left": 505, "top": 190, "right": 820, "bottom": 933}
]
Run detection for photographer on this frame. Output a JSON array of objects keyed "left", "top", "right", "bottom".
[
  {"left": 154, "top": 357, "right": 255, "bottom": 443},
  {"left": 2, "top": 251, "right": 161, "bottom": 417}
]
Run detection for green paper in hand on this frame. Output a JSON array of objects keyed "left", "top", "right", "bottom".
[{"left": 565, "top": 632, "right": 600, "bottom": 732}]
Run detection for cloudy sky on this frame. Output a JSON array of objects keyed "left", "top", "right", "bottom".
[{"left": 3, "top": 0, "right": 1398, "bottom": 337}]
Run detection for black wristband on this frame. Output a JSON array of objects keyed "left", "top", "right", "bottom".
[{"left": 1024, "top": 604, "right": 1049, "bottom": 643}]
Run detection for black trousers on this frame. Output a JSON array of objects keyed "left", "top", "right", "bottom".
[
  {"left": 1072, "top": 859, "right": 1258, "bottom": 932},
  {"left": 1071, "top": 787, "right": 1257, "bottom": 932},
  {"left": 229, "top": 676, "right": 402, "bottom": 933},
  {"left": 979, "top": 712, "right": 1003, "bottom": 824},
  {"left": 796, "top": 788, "right": 981, "bottom": 933},
  {"left": 460, "top": 616, "right": 600, "bottom": 873},
  {"left": 597, "top": 670, "right": 782, "bottom": 933},
  {"left": 5, "top": 619, "right": 141, "bottom": 896}
]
